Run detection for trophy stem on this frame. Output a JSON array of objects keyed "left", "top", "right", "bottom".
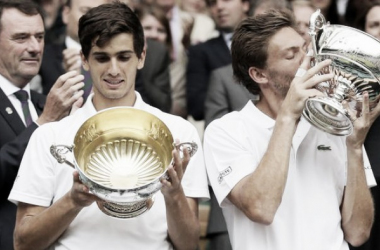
[{"left": 302, "top": 97, "right": 353, "bottom": 136}]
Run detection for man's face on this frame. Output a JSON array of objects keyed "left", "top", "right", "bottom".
[
  {"left": 82, "top": 33, "right": 145, "bottom": 108},
  {"left": 141, "top": 14, "right": 168, "bottom": 43},
  {"left": 40, "top": 0, "right": 64, "bottom": 29},
  {"left": 63, "top": 0, "right": 108, "bottom": 42},
  {"left": 155, "top": 0, "right": 176, "bottom": 13},
  {"left": 263, "top": 27, "right": 307, "bottom": 97},
  {"left": 0, "top": 8, "right": 44, "bottom": 87},
  {"left": 293, "top": 5, "right": 315, "bottom": 45},
  {"left": 209, "top": 0, "right": 249, "bottom": 32},
  {"left": 365, "top": 6, "right": 380, "bottom": 41}
]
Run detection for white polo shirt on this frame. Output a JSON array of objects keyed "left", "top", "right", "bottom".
[
  {"left": 204, "top": 100, "right": 375, "bottom": 250},
  {"left": 9, "top": 92, "right": 209, "bottom": 250}
]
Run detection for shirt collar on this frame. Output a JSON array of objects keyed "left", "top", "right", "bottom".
[
  {"left": 242, "top": 100, "right": 275, "bottom": 129},
  {"left": 222, "top": 32, "right": 233, "bottom": 49},
  {"left": 84, "top": 91, "right": 147, "bottom": 113},
  {"left": 0, "top": 74, "right": 31, "bottom": 97}
]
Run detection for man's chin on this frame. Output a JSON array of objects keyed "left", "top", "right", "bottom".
[
  {"left": 217, "top": 26, "right": 234, "bottom": 33},
  {"left": 21, "top": 70, "right": 39, "bottom": 80}
]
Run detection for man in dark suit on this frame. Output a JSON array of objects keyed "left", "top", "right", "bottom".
[
  {"left": 205, "top": 64, "right": 257, "bottom": 127},
  {"left": 0, "top": 1, "right": 84, "bottom": 249},
  {"left": 186, "top": 0, "right": 249, "bottom": 121},
  {"left": 136, "top": 39, "right": 172, "bottom": 113}
]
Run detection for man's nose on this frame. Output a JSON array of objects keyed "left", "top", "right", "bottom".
[
  {"left": 27, "top": 36, "right": 42, "bottom": 53},
  {"left": 108, "top": 59, "right": 119, "bottom": 76}
]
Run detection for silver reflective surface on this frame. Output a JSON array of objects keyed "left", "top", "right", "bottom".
[{"left": 302, "top": 10, "right": 380, "bottom": 135}]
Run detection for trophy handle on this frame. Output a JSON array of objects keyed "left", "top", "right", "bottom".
[
  {"left": 309, "top": 9, "right": 326, "bottom": 58},
  {"left": 174, "top": 141, "right": 198, "bottom": 157},
  {"left": 50, "top": 145, "right": 76, "bottom": 168}
]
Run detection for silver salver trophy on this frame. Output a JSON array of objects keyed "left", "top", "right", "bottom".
[
  {"left": 50, "top": 107, "right": 197, "bottom": 219},
  {"left": 302, "top": 9, "right": 380, "bottom": 136}
]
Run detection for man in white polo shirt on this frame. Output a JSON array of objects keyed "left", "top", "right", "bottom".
[
  {"left": 9, "top": 3, "right": 209, "bottom": 249},
  {"left": 204, "top": 10, "right": 379, "bottom": 250}
]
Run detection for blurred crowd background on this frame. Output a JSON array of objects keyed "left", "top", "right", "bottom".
[{"left": 19, "top": 0, "right": 380, "bottom": 249}]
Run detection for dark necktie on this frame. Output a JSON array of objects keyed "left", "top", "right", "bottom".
[
  {"left": 81, "top": 66, "right": 92, "bottom": 102},
  {"left": 14, "top": 90, "right": 33, "bottom": 126}
]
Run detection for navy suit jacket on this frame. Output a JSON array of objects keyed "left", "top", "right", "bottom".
[
  {"left": 186, "top": 34, "right": 231, "bottom": 120},
  {"left": 39, "top": 42, "right": 66, "bottom": 95},
  {"left": 0, "top": 88, "right": 45, "bottom": 250}
]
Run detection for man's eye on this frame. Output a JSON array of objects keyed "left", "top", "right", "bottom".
[
  {"left": 15, "top": 35, "right": 28, "bottom": 41},
  {"left": 119, "top": 56, "right": 130, "bottom": 62},
  {"left": 95, "top": 57, "right": 109, "bottom": 62},
  {"left": 286, "top": 54, "right": 295, "bottom": 60},
  {"left": 36, "top": 35, "right": 44, "bottom": 42}
]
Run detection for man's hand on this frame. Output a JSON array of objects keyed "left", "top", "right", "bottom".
[
  {"left": 160, "top": 141, "right": 191, "bottom": 198},
  {"left": 36, "top": 71, "right": 85, "bottom": 125},
  {"left": 346, "top": 92, "right": 380, "bottom": 148},
  {"left": 69, "top": 171, "right": 99, "bottom": 208},
  {"left": 63, "top": 48, "right": 82, "bottom": 73},
  {"left": 280, "top": 53, "right": 334, "bottom": 121}
]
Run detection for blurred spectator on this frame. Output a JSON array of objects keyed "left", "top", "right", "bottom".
[
  {"left": 154, "top": 0, "right": 194, "bottom": 118},
  {"left": 138, "top": 4, "right": 174, "bottom": 59},
  {"left": 180, "top": 0, "right": 209, "bottom": 15},
  {"left": 250, "top": 0, "right": 290, "bottom": 16},
  {"left": 204, "top": 64, "right": 257, "bottom": 127},
  {"left": 186, "top": 0, "right": 249, "bottom": 122},
  {"left": 343, "top": 0, "right": 370, "bottom": 27},
  {"left": 179, "top": 0, "right": 217, "bottom": 45},
  {"left": 310, "top": 0, "right": 342, "bottom": 24},
  {"left": 39, "top": 0, "right": 107, "bottom": 96},
  {"left": 291, "top": 0, "right": 316, "bottom": 45},
  {"left": 350, "top": 3, "right": 380, "bottom": 250},
  {"left": 33, "top": 0, "right": 66, "bottom": 45},
  {"left": 135, "top": 5, "right": 173, "bottom": 112}
]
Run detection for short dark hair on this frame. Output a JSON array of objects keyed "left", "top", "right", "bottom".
[
  {"left": 231, "top": 9, "right": 297, "bottom": 95},
  {"left": 78, "top": 1, "right": 145, "bottom": 59},
  {"left": 0, "top": 0, "right": 44, "bottom": 33}
]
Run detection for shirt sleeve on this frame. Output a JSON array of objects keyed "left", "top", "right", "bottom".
[
  {"left": 176, "top": 119, "right": 210, "bottom": 201},
  {"left": 204, "top": 120, "right": 260, "bottom": 207},
  {"left": 363, "top": 147, "right": 376, "bottom": 187},
  {"left": 8, "top": 124, "right": 61, "bottom": 207}
]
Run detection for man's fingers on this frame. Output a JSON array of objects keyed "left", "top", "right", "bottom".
[
  {"left": 301, "top": 59, "right": 332, "bottom": 80},
  {"left": 298, "top": 49, "right": 313, "bottom": 72},
  {"left": 304, "top": 72, "right": 334, "bottom": 89},
  {"left": 53, "top": 71, "right": 83, "bottom": 88}
]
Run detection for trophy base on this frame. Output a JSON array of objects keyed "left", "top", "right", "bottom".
[
  {"left": 96, "top": 196, "right": 154, "bottom": 219},
  {"left": 302, "top": 97, "right": 353, "bottom": 136}
]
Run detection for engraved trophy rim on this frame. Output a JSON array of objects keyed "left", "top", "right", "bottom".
[
  {"left": 303, "top": 9, "right": 380, "bottom": 136},
  {"left": 73, "top": 106, "right": 174, "bottom": 194}
]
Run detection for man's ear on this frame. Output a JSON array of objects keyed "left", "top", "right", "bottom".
[
  {"left": 248, "top": 67, "right": 268, "bottom": 85},
  {"left": 137, "top": 48, "right": 146, "bottom": 70},
  {"left": 80, "top": 51, "right": 89, "bottom": 71}
]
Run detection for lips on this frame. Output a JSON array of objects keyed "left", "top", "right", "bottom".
[
  {"left": 104, "top": 79, "right": 124, "bottom": 85},
  {"left": 21, "top": 58, "right": 40, "bottom": 63}
]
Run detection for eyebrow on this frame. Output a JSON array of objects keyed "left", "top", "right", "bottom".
[
  {"left": 12, "top": 31, "right": 45, "bottom": 37},
  {"left": 282, "top": 41, "right": 307, "bottom": 53},
  {"left": 91, "top": 50, "right": 134, "bottom": 56}
]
